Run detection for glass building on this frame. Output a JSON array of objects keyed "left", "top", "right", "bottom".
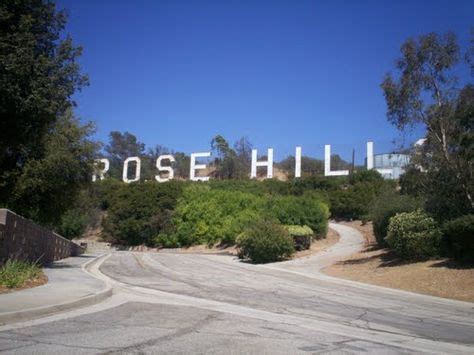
[{"left": 373, "top": 153, "right": 411, "bottom": 179}]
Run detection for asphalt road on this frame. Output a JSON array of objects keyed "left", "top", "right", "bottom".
[{"left": 1, "top": 224, "right": 473, "bottom": 354}]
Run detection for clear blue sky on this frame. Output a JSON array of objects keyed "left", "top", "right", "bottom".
[{"left": 58, "top": 0, "right": 473, "bottom": 162}]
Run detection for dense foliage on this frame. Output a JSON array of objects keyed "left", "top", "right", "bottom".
[
  {"left": 101, "top": 181, "right": 184, "bottom": 245},
  {"left": 386, "top": 210, "right": 442, "bottom": 260},
  {"left": 236, "top": 219, "right": 295, "bottom": 263},
  {"left": 329, "top": 171, "right": 392, "bottom": 220},
  {"left": 159, "top": 185, "right": 329, "bottom": 248},
  {"left": 9, "top": 111, "right": 98, "bottom": 226},
  {"left": 92, "top": 170, "right": 395, "bottom": 248},
  {"left": 442, "top": 215, "right": 474, "bottom": 262},
  {"left": 0, "top": 0, "right": 93, "bottom": 226},
  {"left": 380, "top": 30, "right": 473, "bottom": 263},
  {"left": 371, "top": 191, "right": 423, "bottom": 246},
  {"left": 269, "top": 194, "right": 329, "bottom": 236},
  {"left": 165, "top": 185, "right": 264, "bottom": 247}
]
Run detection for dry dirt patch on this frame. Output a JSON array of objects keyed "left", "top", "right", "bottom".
[{"left": 324, "top": 221, "right": 474, "bottom": 302}]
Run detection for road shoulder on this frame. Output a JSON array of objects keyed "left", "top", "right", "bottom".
[{"left": 0, "top": 254, "right": 112, "bottom": 325}]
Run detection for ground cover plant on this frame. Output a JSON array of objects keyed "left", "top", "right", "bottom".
[{"left": 0, "top": 260, "right": 42, "bottom": 289}]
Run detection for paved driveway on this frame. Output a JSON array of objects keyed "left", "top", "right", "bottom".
[{"left": 0, "top": 224, "right": 473, "bottom": 354}]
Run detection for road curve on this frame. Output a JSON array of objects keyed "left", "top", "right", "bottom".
[{"left": 0, "top": 223, "right": 473, "bottom": 354}]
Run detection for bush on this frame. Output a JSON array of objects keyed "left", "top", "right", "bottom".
[
  {"left": 269, "top": 194, "right": 329, "bottom": 237},
  {"left": 371, "top": 191, "right": 423, "bottom": 247},
  {"left": 285, "top": 225, "right": 313, "bottom": 250},
  {"left": 153, "top": 233, "right": 180, "bottom": 248},
  {"left": 285, "top": 225, "right": 313, "bottom": 237},
  {"left": 0, "top": 260, "right": 41, "bottom": 288},
  {"left": 386, "top": 210, "right": 442, "bottom": 260},
  {"left": 329, "top": 183, "right": 376, "bottom": 220},
  {"left": 102, "top": 181, "right": 184, "bottom": 245},
  {"left": 58, "top": 209, "right": 88, "bottom": 239},
  {"left": 169, "top": 185, "right": 265, "bottom": 247},
  {"left": 236, "top": 219, "right": 294, "bottom": 263},
  {"left": 329, "top": 172, "right": 396, "bottom": 220},
  {"left": 442, "top": 215, "right": 474, "bottom": 262}
]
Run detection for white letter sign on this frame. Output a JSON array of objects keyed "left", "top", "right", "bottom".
[
  {"left": 190, "top": 152, "right": 211, "bottom": 181},
  {"left": 123, "top": 157, "right": 141, "bottom": 183},
  {"left": 92, "top": 158, "right": 109, "bottom": 182},
  {"left": 295, "top": 146, "right": 302, "bottom": 178},
  {"left": 324, "top": 145, "right": 349, "bottom": 176},
  {"left": 251, "top": 148, "right": 273, "bottom": 179},
  {"left": 155, "top": 155, "right": 175, "bottom": 182}
]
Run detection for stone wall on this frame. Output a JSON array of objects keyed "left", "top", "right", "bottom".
[{"left": 0, "top": 209, "right": 85, "bottom": 265}]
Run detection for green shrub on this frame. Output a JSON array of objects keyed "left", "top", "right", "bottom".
[
  {"left": 236, "top": 219, "right": 294, "bottom": 263},
  {"left": 285, "top": 225, "right": 313, "bottom": 250},
  {"left": 386, "top": 210, "right": 442, "bottom": 260},
  {"left": 442, "top": 215, "right": 474, "bottom": 262},
  {"left": 349, "top": 169, "right": 385, "bottom": 184},
  {"left": 169, "top": 185, "right": 265, "bottom": 247},
  {"left": 285, "top": 225, "right": 313, "bottom": 237},
  {"left": 371, "top": 191, "right": 423, "bottom": 247},
  {"left": 58, "top": 209, "right": 88, "bottom": 239},
  {"left": 329, "top": 183, "right": 375, "bottom": 220},
  {"left": 0, "top": 260, "right": 41, "bottom": 288},
  {"left": 153, "top": 233, "right": 180, "bottom": 248},
  {"left": 329, "top": 172, "right": 396, "bottom": 220},
  {"left": 269, "top": 194, "right": 329, "bottom": 237},
  {"left": 102, "top": 181, "right": 184, "bottom": 245}
]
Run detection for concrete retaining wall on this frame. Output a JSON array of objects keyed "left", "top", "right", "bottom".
[{"left": 0, "top": 209, "right": 85, "bottom": 265}]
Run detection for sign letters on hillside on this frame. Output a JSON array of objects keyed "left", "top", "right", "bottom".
[{"left": 92, "top": 141, "right": 391, "bottom": 183}]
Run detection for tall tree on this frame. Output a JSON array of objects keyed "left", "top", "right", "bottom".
[
  {"left": 0, "top": 0, "right": 88, "bottom": 201},
  {"left": 9, "top": 109, "right": 99, "bottom": 225},
  {"left": 211, "top": 135, "right": 237, "bottom": 179},
  {"left": 382, "top": 31, "right": 473, "bottom": 219},
  {"left": 233, "top": 136, "right": 252, "bottom": 179}
]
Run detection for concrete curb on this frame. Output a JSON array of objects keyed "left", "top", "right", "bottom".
[{"left": 0, "top": 255, "right": 113, "bottom": 325}]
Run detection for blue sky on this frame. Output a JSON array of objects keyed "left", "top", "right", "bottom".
[{"left": 58, "top": 0, "right": 473, "bottom": 162}]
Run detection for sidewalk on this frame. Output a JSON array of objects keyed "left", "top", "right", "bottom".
[{"left": 0, "top": 254, "right": 112, "bottom": 325}]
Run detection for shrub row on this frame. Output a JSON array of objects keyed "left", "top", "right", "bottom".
[
  {"left": 370, "top": 191, "right": 473, "bottom": 262},
  {"left": 92, "top": 171, "right": 407, "bottom": 264},
  {"left": 157, "top": 185, "right": 329, "bottom": 248}
]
